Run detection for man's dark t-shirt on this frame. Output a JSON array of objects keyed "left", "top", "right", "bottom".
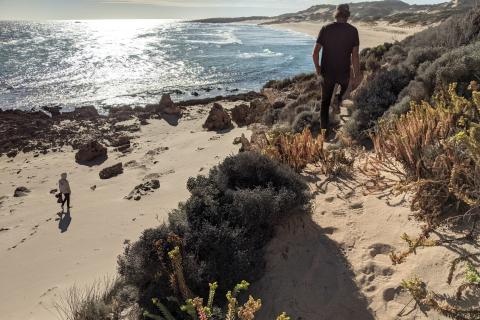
[{"left": 316, "top": 22, "right": 359, "bottom": 82}]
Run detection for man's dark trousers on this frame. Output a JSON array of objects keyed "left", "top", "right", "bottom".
[{"left": 320, "top": 76, "right": 349, "bottom": 131}]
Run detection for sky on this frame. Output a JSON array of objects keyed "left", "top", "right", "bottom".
[{"left": 0, "top": 0, "right": 447, "bottom": 20}]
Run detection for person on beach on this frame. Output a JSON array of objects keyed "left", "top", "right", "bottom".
[
  {"left": 312, "top": 3, "right": 361, "bottom": 135},
  {"left": 58, "top": 173, "right": 71, "bottom": 212}
]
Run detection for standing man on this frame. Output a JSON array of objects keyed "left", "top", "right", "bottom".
[{"left": 312, "top": 4, "right": 361, "bottom": 134}]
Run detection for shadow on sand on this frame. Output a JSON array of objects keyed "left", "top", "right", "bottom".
[
  {"left": 76, "top": 154, "right": 108, "bottom": 167},
  {"left": 251, "top": 214, "right": 374, "bottom": 320},
  {"left": 58, "top": 211, "right": 72, "bottom": 233},
  {"left": 161, "top": 114, "right": 181, "bottom": 126}
]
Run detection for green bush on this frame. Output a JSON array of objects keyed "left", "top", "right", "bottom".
[
  {"left": 344, "top": 67, "right": 411, "bottom": 140},
  {"left": 292, "top": 111, "right": 321, "bottom": 135},
  {"left": 402, "top": 8, "right": 480, "bottom": 50},
  {"left": 118, "top": 152, "right": 311, "bottom": 311}
]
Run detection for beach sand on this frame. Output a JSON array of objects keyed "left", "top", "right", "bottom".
[
  {"left": 265, "top": 21, "right": 426, "bottom": 49},
  {"left": 250, "top": 168, "right": 475, "bottom": 319},
  {"left": 0, "top": 102, "right": 249, "bottom": 319}
]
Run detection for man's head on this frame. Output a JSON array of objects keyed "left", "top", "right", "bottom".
[
  {"left": 61, "top": 173, "right": 67, "bottom": 179},
  {"left": 334, "top": 4, "right": 350, "bottom": 21}
]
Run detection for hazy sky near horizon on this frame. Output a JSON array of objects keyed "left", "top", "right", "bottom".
[{"left": 1, "top": 0, "right": 447, "bottom": 20}]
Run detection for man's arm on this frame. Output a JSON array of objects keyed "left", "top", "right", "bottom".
[
  {"left": 312, "top": 43, "right": 322, "bottom": 76},
  {"left": 351, "top": 46, "right": 361, "bottom": 85}
]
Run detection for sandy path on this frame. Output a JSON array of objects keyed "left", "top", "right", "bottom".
[{"left": 0, "top": 103, "right": 249, "bottom": 320}]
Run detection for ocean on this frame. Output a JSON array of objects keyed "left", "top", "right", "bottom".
[{"left": 0, "top": 20, "right": 315, "bottom": 112}]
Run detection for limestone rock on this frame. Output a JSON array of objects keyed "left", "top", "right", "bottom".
[
  {"left": 99, "top": 162, "right": 123, "bottom": 179},
  {"left": 203, "top": 103, "right": 232, "bottom": 131},
  {"left": 231, "top": 104, "right": 250, "bottom": 127},
  {"left": 75, "top": 140, "right": 107, "bottom": 163},
  {"left": 14, "top": 186, "right": 30, "bottom": 197}
]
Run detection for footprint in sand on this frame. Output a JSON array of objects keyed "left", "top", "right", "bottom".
[
  {"left": 358, "top": 261, "right": 395, "bottom": 295},
  {"left": 368, "top": 243, "right": 395, "bottom": 258},
  {"left": 40, "top": 286, "right": 58, "bottom": 298}
]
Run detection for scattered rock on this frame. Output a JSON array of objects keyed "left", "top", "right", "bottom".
[
  {"left": 124, "top": 160, "right": 139, "bottom": 168},
  {"left": 125, "top": 179, "right": 160, "bottom": 201},
  {"left": 49, "top": 189, "right": 58, "bottom": 194},
  {"left": 145, "top": 147, "right": 169, "bottom": 157},
  {"left": 7, "top": 150, "right": 17, "bottom": 158},
  {"left": 0, "top": 227, "right": 10, "bottom": 232},
  {"left": 349, "top": 202, "right": 364, "bottom": 209},
  {"left": 233, "top": 137, "right": 243, "bottom": 145},
  {"left": 272, "top": 100, "right": 286, "bottom": 109},
  {"left": 72, "top": 106, "right": 99, "bottom": 118},
  {"left": 109, "top": 106, "right": 135, "bottom": 122},
  {"left": 146, "top": 94, "right": 182, "bottom": 117},
  {"left": 111, "top": 135, "right": 130, "bottom": 148},
  {"left": 235, "top": 134, "right": 252, "bottom": 152},
  {"left": 231, "top": 104, "right": 250, "bottom": 127},
  {"left": 75, "top": 140, "right": 107, "bottom": 164},
  {"left": 203, "top": 103, "right": 232, "bottom": 131},
  {"left": 14, "top": 186, "right": 30, "bottom": 197},
  {"left": 91, "top": 185, "right": 97, "bottom": 191},
  {"left": 250, "top": 131, "right": 269, "bottom": 149},
  {"left": 99, "top": 163, "right": 123, "bottom": 179},
  {"left": 159, "top": 94, "right": 182, "bottom": 116}
]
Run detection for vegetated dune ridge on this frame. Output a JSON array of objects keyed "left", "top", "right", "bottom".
[
  {"left": 194, "top": 0, "right": 477, "bottom": 49},
  {"left": 193, "top": 0, "right": 476, "bottom": 26}
]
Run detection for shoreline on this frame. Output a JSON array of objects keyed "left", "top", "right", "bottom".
[{"left": 261, "top": 20, "right": 426, "bottom": 49}]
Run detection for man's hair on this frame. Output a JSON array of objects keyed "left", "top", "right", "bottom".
[{"left": 334, "top": 4, "right": 350, "bottom": 20}]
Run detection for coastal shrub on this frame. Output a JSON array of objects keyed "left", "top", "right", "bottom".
[
  {"left": 263, "top": 73, "right": 316, "bottom": 90},
  {"left": 371, "top": 83, "right": 480, "bottom": 222},
  {"left": 119, "top": 152, "right": 311, "bottom": 311},
  {"left": 343, "top": 67, "right": 411, "bottom": 141},
  {"left": 404, "top": 47, "right": 443, "bottom": 70},
  {"left": 292, "top": 111, "right": 321, "bottom": 135},
  {"left": 414, "top": 41, "right": 480, "bottom": 98},
  {"left": 171, "top": 152, "right": 311, "bottom": 297},
  {"left": 401, "top": 8, "right": 480, "bottom": 50},
  {"left": 117, "top": 225, "right": 177, "bottom": 306}
]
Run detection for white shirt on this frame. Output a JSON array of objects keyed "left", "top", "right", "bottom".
[{"left": 59, "top": 179, "right": 71, "bottom": 194}]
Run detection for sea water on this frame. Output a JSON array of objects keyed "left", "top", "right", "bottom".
[{"left": 0, "top": 20, "right": 315, "bottom": 111}]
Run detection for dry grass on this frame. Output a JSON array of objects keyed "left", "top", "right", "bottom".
[
  {"left": 261, "top": 128, "right": 325, "bottom": 172},
  {"left": 53, "top": 277, "right": 123, "bottom": 320},
  {"left": 368, "top": 82, "right": 480, "bottom": 223},
  {"left": 256, "top": 128, "right": 354, "bottom": 177}
]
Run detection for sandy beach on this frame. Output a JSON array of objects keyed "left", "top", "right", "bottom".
[
  {"left": 265, "top": 21, "right": 426, "bottom": 49},
  {"left": 0, "top": 102, "right": 249, "bottom": 319}
]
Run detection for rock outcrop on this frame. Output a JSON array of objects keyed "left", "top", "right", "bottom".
[
  {"left": 99, "top": 162, "right": 123, "bottom": 179},
  {"left": 111, "top": 136, "right": 131, "bottom": 153},
  {"left": 75, "top": 140, "right": 107, "bottom": 164},
  {"left": 231, "top": 104, "right": 250, "bottom": 127},
  {"left": 145, "top": 94, "right": 182, "bottom": 117},
  {"left": 203, "top": 103, "right": 233, "bottom": 131}
]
